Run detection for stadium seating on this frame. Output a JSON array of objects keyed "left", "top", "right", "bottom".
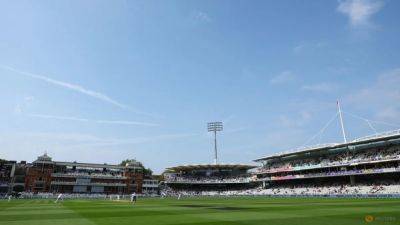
[
  {"left": 165, "top": 176, "right": 250, "bottom": 184},
  {"left": 258, "top": 146, "right": 400, "bottom": 174},
  {"left": 162, "top": 182, "right": 400, "bottom": 197}
]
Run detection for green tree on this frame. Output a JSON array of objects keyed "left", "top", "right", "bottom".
[
  {"left": 143, "top": 168, "right": 153, "bottom": 176},
  {"left": 120, "top": 159, "right": 142, "bottom": 167}
]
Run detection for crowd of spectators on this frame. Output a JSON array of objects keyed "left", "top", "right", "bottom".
[
  {"left": 268, "top": 164, "right": 400, "bottom": 181},
  {"left": 166, "top": 176, "right": 251, "bottom": 184},
  {"left": 52, "top": 171, "right": 125, "bottom": 179},
  {"left": 259, "top": 146, "right": 400, "bottom": 173},
  {"left": 162, "top": 181, "right": 400, "bottom": 197},
  {"left": 5, "top": 181, "right": 400, "bottom": 199}
]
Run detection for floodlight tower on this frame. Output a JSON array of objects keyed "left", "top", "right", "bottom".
[{"left": 207, "top": 122, "right": 223, "bottom": 165}]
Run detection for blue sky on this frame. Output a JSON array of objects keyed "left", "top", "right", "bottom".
[{"left": 0, "top": 0, "right": 399, "bottom": 173}]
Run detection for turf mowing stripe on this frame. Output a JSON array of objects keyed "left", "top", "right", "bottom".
[
  {"left": 1, "top": 198, "right": 399, "bottom": 225},
  {"left": 0, "top": 200, "right": 97, "bottom": 225}
]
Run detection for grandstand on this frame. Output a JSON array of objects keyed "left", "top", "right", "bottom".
[
  {"left": 0, "top": 160, "right": 14, "bottom": 194},
  {"left": 252, "top": 130, "right": 400, "bottom": 196},
  {"left": 0, "top": 160, "right": 26, "bottom": 196},
  {"left": 163, "top": 121, "right": 258, "bottom": 196},
  {"left": 25, "top": 153, "right": 145, "bottom": 194},
  {"left": 164, "top": 164, "right": 256, "bottom": 195},
  {"left": 142, "top": 178, "right": 160, "bottom": 194}
]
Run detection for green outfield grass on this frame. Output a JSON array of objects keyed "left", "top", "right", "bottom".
[{"left": 0, "top": 197, "right": 399, "bottom": 225}]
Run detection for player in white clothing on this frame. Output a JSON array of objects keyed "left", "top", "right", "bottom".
[
  {"left": 160, "top": 192, "right": 166, "bottom": 199},
  {"left": 54, "top": 193, "right": 64, "bottom": 203},
  {"left": 130, "top": 192, "right": 137, "bottom": 205}
]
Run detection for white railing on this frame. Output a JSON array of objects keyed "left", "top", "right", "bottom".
[
  {"left": 52, "top": 173, "right": 126, "bottom": 179},
  {"left": 142, "top": 184, "right": 159, "bottom": 188},
  {"left": 257, "top": 154, "right": 400, "bottom": 174},
  {"left": 165, "top": 178, "right": 251, "bottom": 184},
  {"left": 51, "top": 181, "right": 126, "bottom": 187},
  {"left": 257, "top": 143, "right": 339, "bottom": 160},
  {"left": 352, "top": 129, "right": 400, "bottom": 142},
  {"left": 256, "top": 129, "right": 400, "bottom": 161}
]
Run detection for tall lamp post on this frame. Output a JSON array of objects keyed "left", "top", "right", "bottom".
[{"left": 207, "top": 122, "right": 223, "bottom": 165}]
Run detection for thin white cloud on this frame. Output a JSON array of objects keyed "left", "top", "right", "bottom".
[
  {"left": 14, "top": 105, "right": 23, "bottom": 114},
  {"left": 302, "top": 83, "right": 338, "bottom": 92},
  {"left": 192, "top": 11, "right": 212, "bottom": 23},
  {"left": 337, "top": 0, "right": 384, "bottom": 27},
  {"left": 269, "top": 71, "right": 296, "bottom": 85},
  {"left": 0, "top": 132, "right": 198, "bottom": 149},
  {"left": 95, "top": 120, "right": 158, "bottom": 126},
  {"left": 24, "top": 96, "right": 35, "bottom": 102},
  {"left": 0, "top": 65, "right": 129, "bottom": 109},
  {"left": 14, "top": 95, "right": 35, "bottom": 114},
  {"left": 23, "top": 132, "right": 105, "bottom": 143},
  {"left": 41, "top": 132, "right": 197, "bottom": 148},
  {"left": 222, "top": 115, "right": 236, "bottom": 124},
  {"left": 1, "top": 65, "right": 158, "bottom": 117},
  {"left": 27, "top": 113, "right": 159, "bottom": 127},
  {"left": 293, "top": 41, "right": 327, "bottom": 53}
]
